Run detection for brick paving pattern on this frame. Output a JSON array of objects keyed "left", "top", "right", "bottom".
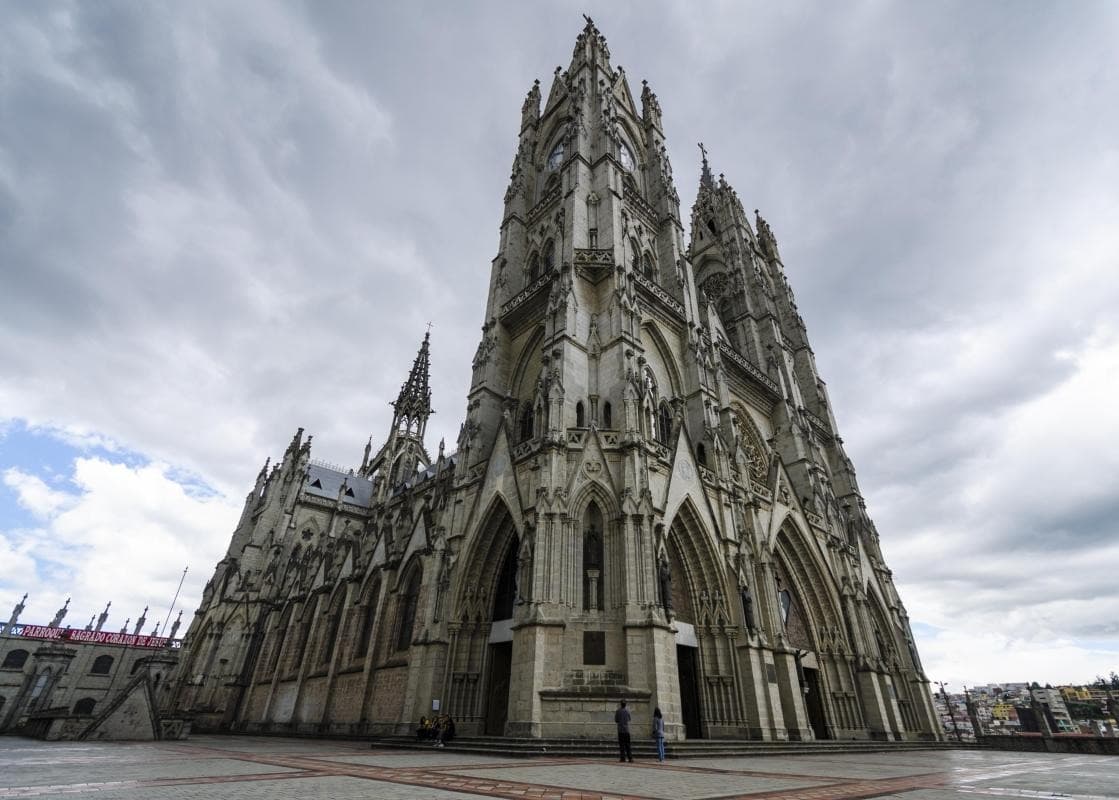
[{"left": 1, "top": 736, "right": 1116, "bottom": 799}]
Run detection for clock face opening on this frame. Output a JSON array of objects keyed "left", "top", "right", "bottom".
[
  {"left": 619, "top": 141, "right": 635, "bottom": 171},
  {"left": 547, "top": 142, "right": 564, "bottom": 171}
]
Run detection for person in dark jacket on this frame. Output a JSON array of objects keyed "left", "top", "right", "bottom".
[
  {"left": 614, "top": 700, "right": 633, "bottom": 762},
  {"left": 652, "top": 706, "right": 666, "bottom": 762}
]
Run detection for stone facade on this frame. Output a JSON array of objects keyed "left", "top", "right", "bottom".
[
  {"left": 170, "top": 19, "right": 940, "bottom": 743},
  {"left": 0, "top": 612, "right": 184, "bottom": 740}
]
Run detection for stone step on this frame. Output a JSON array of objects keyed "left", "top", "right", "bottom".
[{"left": 371, "top": 735, "right": 970, "bottom": 759}]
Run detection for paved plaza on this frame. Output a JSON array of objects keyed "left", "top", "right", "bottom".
[{"left": 1, "top": 735, "right": 1116, "bottom": 799}]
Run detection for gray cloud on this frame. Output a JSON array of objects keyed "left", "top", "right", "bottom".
[{"left": 2, "top": 0, "right": 1118, "bottom": 684}]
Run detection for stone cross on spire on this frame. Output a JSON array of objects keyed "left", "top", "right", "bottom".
[{"left": 698, "top": 142, "right": 714, "bottom": 189}]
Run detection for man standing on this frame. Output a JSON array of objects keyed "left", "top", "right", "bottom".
[{"left": 614, "top": 700, "right": 633, "bottom": 762}]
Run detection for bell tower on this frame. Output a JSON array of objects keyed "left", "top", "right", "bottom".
[{"left": 443, "top": 17, "right": 937, "bottom": 742}]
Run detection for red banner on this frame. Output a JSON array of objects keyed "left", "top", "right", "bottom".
[{"left": 11, "top": 625, "right": 181, "bottom": 649}]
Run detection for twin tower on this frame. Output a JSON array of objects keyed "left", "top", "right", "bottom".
[{"left": 173, "top": 20, "right": 939, "bottom": 742}]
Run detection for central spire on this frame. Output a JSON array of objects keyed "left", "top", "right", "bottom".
[{"left": 392, "top": 331, "right": 433, "bottom": 428}]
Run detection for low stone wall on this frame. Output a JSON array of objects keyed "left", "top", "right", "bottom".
[{"left": 982, "top": 735, "right": 1119, "bottom": 755}]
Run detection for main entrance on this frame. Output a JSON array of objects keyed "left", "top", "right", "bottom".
[
  {"left": 676, "top": 644, "right": 703, "bottom": 739},
  {"left": 484, "top": 641, "right": 512, "bottom": 735},
  {"left": 803, "top": 667, "right": 830, "bottom": 740}
]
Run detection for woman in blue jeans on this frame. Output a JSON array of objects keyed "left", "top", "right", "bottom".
[{"left": 652, "top": 706, "right": 666, "bottom": 762}]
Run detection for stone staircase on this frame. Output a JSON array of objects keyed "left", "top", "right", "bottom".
[{"left": 370, "top": 734, "right": 970, "bottom": 759}]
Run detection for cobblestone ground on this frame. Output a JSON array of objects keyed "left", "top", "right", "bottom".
[{"left": 1, "top": 736, "right": 1116, "bottom": 799}]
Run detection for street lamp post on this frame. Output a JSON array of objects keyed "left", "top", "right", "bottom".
[{"left": 937, "top": 681, "right": 962, "bottom": 743}]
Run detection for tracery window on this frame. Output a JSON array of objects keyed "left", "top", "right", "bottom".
[
  {"left": 575, "top": 401, "right": 585, "bottom": 427},
  {"left": 543, "top": 238, "right": 556, "bottom": 272},
  {"left": 319, "top": 592, "right": 345, "bottom": 665},
  {"left": 643, "top": 251, "right": 655, "bottom": 280},
  {"left": 603, "top": 401, "right": 613, "bottom": 428},
  {"left": 519, "top": 402, "right": 535, "bottom": 442},
  {"left": 619, "top": 140, "right": 635, "bottom": 171},
  {"left": 657, "top": 401, "right": 672, "bottom": 445},
  {"left": 355, "top": 579, "right": 381, "bottom": 658},
  {"left": 547, "top": 141, "right": 564, "bottom": 171},
  {"left": 395, "top": 565, "right": 423, "bottom": 652},
  {"left": 528, "top": 252, "right": 540, "bottom": 281},
  {"left": 778, "top": 589, "right": 793, "bottom": 627}
]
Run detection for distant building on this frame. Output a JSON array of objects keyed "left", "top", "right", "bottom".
[{"left": 0, "top": 597, "right": 186, "bottom": 740}]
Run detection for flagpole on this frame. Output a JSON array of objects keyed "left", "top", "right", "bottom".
[{"left": 162, "top": 566, "right": 188, "bottom": 637}]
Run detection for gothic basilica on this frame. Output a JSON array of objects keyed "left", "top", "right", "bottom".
[{"left": 172, "top": 20, "right": 940, "bottom": 742}]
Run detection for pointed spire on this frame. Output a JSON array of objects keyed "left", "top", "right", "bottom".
[
  {"left": 391, "top": 331, "right": 434, "bottom": 427},
  {"left": 698, "top": 142, "right": 714, "bottom": 190},
  {"left": 133, "top": 606, "right": 148, "bottom": 636},
  {"left": 4, "top": 593, "right": 27, "bottom": 633},
  {"left": 360, "top": 436, "right": 372, "bottom": 473},
  {"left": 95, "top": 601, "right": 111, "bottom": 632},
  {"left": 569, "top": 14, "right": 612, "bottom": 72},
  {"left": 169, "top": 610, "right": 183, "bottom": 640},
  {"left": 120, "top": 617, "right": 130, "bottom": 634},
  {"left": 49, "top": 597, "right": 70, "bottom": 628}
]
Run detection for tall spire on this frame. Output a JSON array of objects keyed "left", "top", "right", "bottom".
[
  {"left": 698, "top": 142, "right": 714, "bottom": 190},
  {"left": 391, "top": 330, "right": 434, "bottom": 432}
]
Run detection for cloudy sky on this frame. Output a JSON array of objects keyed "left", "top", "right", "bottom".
[{"left": 2, "top": 1, "right": 1117, "bottom": 690}]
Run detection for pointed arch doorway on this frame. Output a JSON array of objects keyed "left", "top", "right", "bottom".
[
  {"left": 666, "top": 535, "right": 704, "bottom": 739},
  {"left": 484, "top": 538, "right": 518, "bottom": 735}
]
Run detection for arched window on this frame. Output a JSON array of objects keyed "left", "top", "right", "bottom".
[
  {"left": 73, "top": 697, "right": 96, "bottom": 716},
  {"left": 131, "top": 659, "right": 145, "bottom": 675},
  {"left": 519, "top": 402, "right": 535, "bottom": 443},
  {"left": 90, "top": 655, "right": 114, "bottom": 675},
  {"left": 292, "top": 599, "right": 317, "bottom": 670},
  {"left": 320, "top": 592, "right": 345, "bottom": 665},
  {"left": 492, "top": 539, "right": 519, "bottom": 621},
  {"left": 657, "top": 401, "right": 672, "bottom": 445},
  {"left": 696, "top": 443, "right": 708, "bottom": 467},
  {"left": 583, "top": 503, "right": 605, "bottom": 611},
  {"left": 778, "top": 589, "right": 793, "bottom": 627},
  {"left": 543, "top": 238, "right": 556, "bottom": 272},
  {"left": 265, "top": 607, "right": 292, "bottom": 676},
  {"left": 395, "top": 565, "right": 423, "bottom": 651},
  {"left": 547, "top": 141, "right": 564, "bottom": 171},
  {"left": 603, "top": 401, "right": 613, "bottom": 429},
  {"left": 527, "top": 252, "right": 540, "bottom": 281},
  {"left": 575, "top": 401, "right": 585, "bottom": 427},
  {"left": 630, "top": 238, "right": 641, "bottom": 273},
  {"left": 643, "top": 251, "right": 655, "bottom": 280},
  {"left": 355, "top": 579, "right": 381, "bottom": 658},
  {"left": 619, "top": 140, "right": 635, "bottom": 171},
  {"left": 1, "top": 649, "right": 28, "bottom": 670}
]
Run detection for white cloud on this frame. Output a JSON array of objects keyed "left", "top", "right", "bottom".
[
  {"left": 3, "top": 468, "right": 74, "bottom": 519},
  {"left": 0, "top": 457, "right": 240, "bottom": 633},
  {"left": 0, "top": 2, "right": 1117, "bottom": 688}
]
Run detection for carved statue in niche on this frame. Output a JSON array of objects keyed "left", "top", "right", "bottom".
[
  {"left": 517, "top": 522, "right": 535, "bottom": 603},
  {"left": 740, "top": 582, "right": 756, "bottom": 632},
  {"left": 657, "top": 552, "right": 673, "bottom": 615}
]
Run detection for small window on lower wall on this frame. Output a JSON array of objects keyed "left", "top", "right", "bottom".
[
  {"left": 583, "top": 631, "right": 606, "bottom": 665},
  {"left": 73, "top": 697, "right": 96, "bottom": 715}
]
